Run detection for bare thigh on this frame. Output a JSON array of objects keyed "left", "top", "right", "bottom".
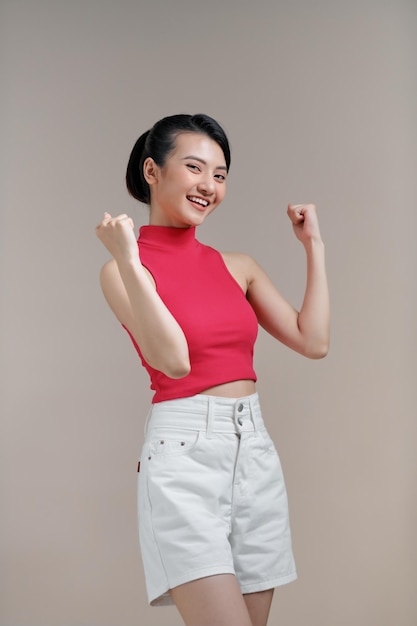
[
  {"left": 169, "top": 574, "right": 253, "bottom": 626},
  {"left": 244, "top": 589, "right": 274, "bottom": 626}
]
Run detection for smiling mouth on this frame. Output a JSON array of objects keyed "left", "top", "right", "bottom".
[{"left": 187, "top": 195, "right": 209, "bottom": 208}]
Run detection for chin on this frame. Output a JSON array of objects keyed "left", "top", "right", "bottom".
[{"left": 184, "top": 213, "right": 208, "bottom": 227}]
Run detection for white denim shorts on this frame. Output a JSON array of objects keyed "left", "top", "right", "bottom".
[{"left": 137, "top": 392, "right": 297, "bottom": 606}]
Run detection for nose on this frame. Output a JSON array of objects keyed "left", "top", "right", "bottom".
[{"left": 197, "top": 176, "right": 215, "bottom": 196}]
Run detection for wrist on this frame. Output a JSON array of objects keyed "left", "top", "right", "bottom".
[
  {"left": 116, "top": 255, "right": 144, "bottom": 273},
  {"left": 303, "top": 236, "right": 324, "bottom": 251}
]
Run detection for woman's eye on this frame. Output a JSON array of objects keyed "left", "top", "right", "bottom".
[
  {"left": 186, "top": 164, "right": 200, "bottom": 171},
  {"left": 215, "top": 174, "right": 226, "bottom": 181}
]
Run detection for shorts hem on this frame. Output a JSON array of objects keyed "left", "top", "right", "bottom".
[
  {"left": 240, "top": 570, "right": 298, "bottom": 595},
  {"left": 149, "top": 564, "right": 236, "bottom": 607}
]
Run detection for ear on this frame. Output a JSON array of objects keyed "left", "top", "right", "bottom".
[{"left": 143, "top": 157, "right": 160, "bottom": 185}]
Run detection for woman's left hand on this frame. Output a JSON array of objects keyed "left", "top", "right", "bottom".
[{"left": 287, "top": 204, "right": 322, "bottom": 246}]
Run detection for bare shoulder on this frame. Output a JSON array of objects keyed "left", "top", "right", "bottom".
[
  {"left": 100, "top": 258, "right": 120, "bottom": 287},
  {"left": 220, "top": 251, "right": 259, "bottom": 293},
  {"left": 99, "top": 259, "right": 156, "bottom": 327},
  {"left": 99, "top": 259, "right": 131, "bottom": 326},
  {"left": 100, "top": 259, "right": 155, "bottom": 292},
  {"left": 221, "top": 251, "right": 261, "bottom": 277}
]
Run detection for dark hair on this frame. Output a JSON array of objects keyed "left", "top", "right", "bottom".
[{"left": 126, "top": 113, "right": 231, "bottom": 204}]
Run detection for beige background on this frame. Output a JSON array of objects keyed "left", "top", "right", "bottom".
[{"left": 1, "top": 1, "right": 416, "bottom": 625}]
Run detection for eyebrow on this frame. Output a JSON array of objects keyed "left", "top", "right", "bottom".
[{"left": 181, "top": 155, "right": 227, "bottom": 171}]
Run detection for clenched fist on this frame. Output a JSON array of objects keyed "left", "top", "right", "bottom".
[
  {"left": 287, "top": 204, "right": 322, "bottom": 246},
  {"left": 95, "top": 212, "right": 139, "bottom": 263}
]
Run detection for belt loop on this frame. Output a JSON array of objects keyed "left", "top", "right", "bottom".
[
  {"left": 248, "top": 395, "right": 258, "bottom": 432},
  {"left": 143, "top": 406, "right": 153, "bottom": 436},
  {"left": 206, "top": 396, "right": 215, "bottom": 439}
]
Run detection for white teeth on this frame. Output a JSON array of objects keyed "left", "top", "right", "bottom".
[{"left": 188, "top": 196, "right": 209, "bottom": 207}]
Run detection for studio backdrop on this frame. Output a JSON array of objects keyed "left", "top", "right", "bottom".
[{"left": 1, "top": 1, "right": 416, "bottom": 625}]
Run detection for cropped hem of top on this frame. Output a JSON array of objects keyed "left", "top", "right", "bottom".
[{"left": 123, "top": 225, "right": 258, "bottom": 403}]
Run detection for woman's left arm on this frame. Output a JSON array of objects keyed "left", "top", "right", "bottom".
[{"left": 245, "top": 204, "right": 330, "bottom": 359}]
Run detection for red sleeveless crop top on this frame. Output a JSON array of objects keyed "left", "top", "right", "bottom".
[{"left": 123, "top": 225, "right": 258, "bottom": 403}]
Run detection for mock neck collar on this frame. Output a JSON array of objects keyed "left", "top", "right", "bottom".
[{"left": 138, "top": 224, "right": 197, "bottom": 249}]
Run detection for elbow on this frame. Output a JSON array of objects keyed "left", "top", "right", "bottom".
[
  {"left": 306, "top": 341, "right": 329, "bottom": 359},
  {"left": 140, "top": 339, "right": 191, "bottom": 379},
  {"left": 146, "top": 352, "right": 191, "bottom": 379},
  {"left": 165, "top": 360, "right": 191, "bottom": 379},
  {"left": 161, "top": 348, "right": 191, "bottom": 378}
]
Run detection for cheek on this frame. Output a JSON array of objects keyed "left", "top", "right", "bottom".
[{"left": 217, "top": 185, "right": 226, "bottom": 202}]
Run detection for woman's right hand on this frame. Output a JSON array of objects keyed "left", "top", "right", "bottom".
[
  {"left": 97, "top": 213, "right": 191, "bottom": 378},
  {"left": 95, "top": 212, "right": 139, "bottom": 264}
]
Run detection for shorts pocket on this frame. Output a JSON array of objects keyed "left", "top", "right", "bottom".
[
  {"left": 259, "top": 428, "right": 278, "bottom": 455},
  {"left": 147, "top": 428, "right": 201, "bottom": 458}
]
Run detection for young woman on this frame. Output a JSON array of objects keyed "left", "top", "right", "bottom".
[{"left": 95, "top": 113, "right": 329, "bottom": 626}]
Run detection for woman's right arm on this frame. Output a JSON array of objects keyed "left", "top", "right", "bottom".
[{"left": 96, "top": 213, "right": 190, "bottom": 378}]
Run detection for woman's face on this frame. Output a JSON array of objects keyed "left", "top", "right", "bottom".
[{"left": 146, "top": 132, "right": 227, "bottom": 228}]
